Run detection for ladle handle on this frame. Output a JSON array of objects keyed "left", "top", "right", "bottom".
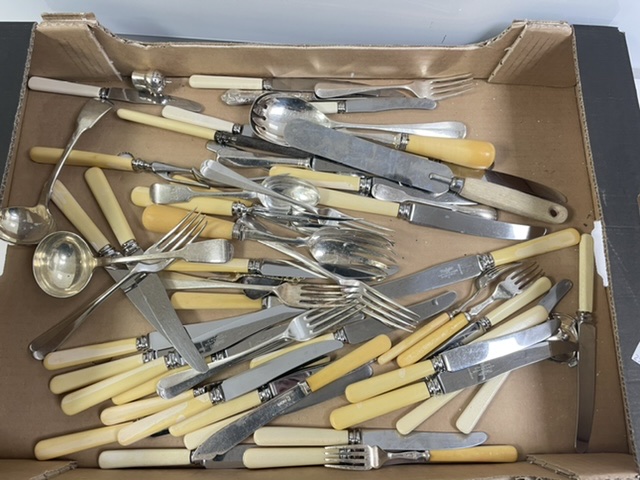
[
  {"left": 30, "top": 146, "right": 135, "bottom": 171},
  {"left": 131, "top": 186, "right": 235, "bottom": 217},
  {"left": 162, "top": 106, "right": 236, "bottom": 133}
]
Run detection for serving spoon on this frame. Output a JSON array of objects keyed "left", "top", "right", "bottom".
[{"left": 0, "top": 99, "right": 113, "bottom": 245}]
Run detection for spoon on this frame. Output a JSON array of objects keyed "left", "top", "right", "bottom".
[
  {"left": 0, "top": 99, "right": 113, "bottom": 245},
  {"left": 250, "top": 93, "right": 466, "bottom": 146},
  {"left": 32, "top": 231, "right": 233, "bottom": 298}
]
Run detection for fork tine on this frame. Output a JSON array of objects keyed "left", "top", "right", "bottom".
[
  {"left": 152, "top": 209, "right": 197, "bottom": 248},
  {"left": 429, "top": 73, "right": 473, "bottom": 84},
  {"left": 157, "top": 211, "right": 202, "bottom": 251},
  {"left": 308, "top": 305, "right": 364, "bottom": 334},
  {"left": 431, "top": 84, "right": 475, "bottom": 101}
]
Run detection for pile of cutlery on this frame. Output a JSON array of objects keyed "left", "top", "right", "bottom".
[{"left": 10, "top": 70, "right": 599, "bottom": 469}]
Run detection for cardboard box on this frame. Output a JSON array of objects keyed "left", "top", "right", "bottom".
[{"left": 0, "top": 13, "right": 639, "bottom": 479}]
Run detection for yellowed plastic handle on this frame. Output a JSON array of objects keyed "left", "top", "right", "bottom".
[
  {"left": 429, "top": 445, "right": 518, "bottom": 463},
  {"left": 49, "top": 354, "right": 145, "bottom": 394},
  {"left": 490, "top": 228, "right": 581, "bottom": 266},
  {"left": 166, "top": 258, "right": 251, "bottom": 273},
  {"left": 189, "top": 74, "right": 264, "bottom": 90},
  {"left": 330, "top": 382, "right": 430, "bottom": 430},
  {"left": 579, "top": 233, "right": 595, "bottom": 313},
  {"left": 395, "top": 392, "right": 461, "bottom": 435},
  {"left": 117, "top": 108, "right": 217, "bottom": 139},
  {"left": 142, "top": 205, "right": 236, "bottom": 239},
  {"left": 169, "top": 391, "right": 262, "bottom": 437},
  {"left": 162, "top": 105, "right": 237, "bottom": 132},
  {"left": 99, "top": 448, "right": 192, "bottom": 469},
  {"left": 269, "top": 166, "right": 362, "bottom": 191},
  {"left": 377, "top": 311, "right": 451, "bottom": 365},
  {"left": 249, "top": 333, "right": 335, "bottom": 368},
  {"left": 43, "top": 337, "right": 140, "bottom": 370},
  {"left": 111, "top": 365, "right": 192, "bottom": 405},
  {"left": 253, "top": 426, "right": 349, "bottom": 446},
  {"left": 30, "top": 146, "right": 135, "bottom": 171},
  {"left": 101, "top": 390, "right": 195, "bottom": 425},
  {"left": 482, "top": 277, "right": 551, "bottom": 327},
  {"left": 131, "top": 186, "right": 236, "bottom": 217},
  {"left": 405, "top": 135, "right": 495, "bottom": 170},
  {"left": 171, "top": 292, "right": 263, "bottom": 310},
  {"left": 317, "top": 187, "right": 400, "bottom": 217},
  {"left": 244, "top": 447, "right": 327, "bottom": 469},
  {"left": 60, "top": 358, "right": 169, "bottom": 416},
  {"left": 117, "top": 395, "right": 213, "bottom": 445},
  {"left": 182, "top": 412, "right": 246, "bottom": 450},
  {"left": 34, "top": 423, "right": 130, "bottom": 460}
]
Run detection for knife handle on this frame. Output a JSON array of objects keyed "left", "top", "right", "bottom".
[
  {"left": 117, "top": 108, "right": 217, "bottom": 140},
  {"left": 243, "top": 447, "right": 327, "bottom": 469},
  {"left": 396, "top": 392, "right": 462, "bottom": 434},
  {"left": 117, "top": 395, "right": 213, "bottom": 445},
  {"left": 30, "top": 146, "right": 135, "bottom": 171},
  {"left": 51, "top": 180, "right": 111, "bottom": 252},
  {"left": 490, "top": 228, "right": 580, "bottom": 266},
  {"left": 182, "top": 412, "right": 248, "bottom": 450},
  {"left": 483, "top": 277, "right": 551, "bottom": 328},
  {"left": 142, "top": 205, "right": 236, "bottom": 240},
  {"left": 405, "top": 135, "right": 495, "bottom": 170},
  {"left": 306, "top": 335, "right": 391, "bottom": 392},
  {"left": 269, "top": 166, "right": 363, "bottom": 192},
  {"left": 28, "top": 76, "right": 101, "bottom": 98},
  {"left": 111, "top": 365, "right": 192, "bottom": 405},
  {"left": 579, "top": 233, "right": 595, "bottom": 313},
  {"left": 318, "top": 187, "right": 400, "bottom": 217},
  {"left": 49, "top": 353, "right": 146, "bottom": 394},
  {"left": 189, "top": 74, "right": 264, "bottom": 90},
  {"left": 454, "top": 177, "right": 568, "bottom": 224},
  {"left": 99, "top": 448, "right": 192, "bottom": 469},
  {"left": 249, "top": 333, "right": 335, "bottom": 368},
  {"left": 43, "top": 337, "right": 141, "bottom": 370},
  {"left": 345, "top": 360, "right": 436, "bottom": 403},
  {"left": 171, "top": 292, "right": 263, "bottom": 310},
  {"left": 396, "top": 313, "right": 469, "bottom": 367},
  {"left": 131, "top": 186, "right": 236, "bottom": 217},
  {"left": 85, "top": 167, "right": 136, "bottom": 246},
  {"left": 377, "top": 311, "right": 451, "bottom": 366},
  {"left": 430, "top": 445, "right": 518, "bottom": 463},
  {"left": 60, "top": 357, "right": 170, "bottom": 416},
  {"left": 101, "top": 390, "right": 195, "bottom": 425},
  {"left": 330, "top": 382, "right": 430, "bottom": 430},
  {"left": 167, "top": 258, "right": 251, "bottom": 273},
  {"left": 169, "top": 391, "right": 262, "bottom": 437},
  {"left": 34, "top": 424, "right": 130, "bottom": 461},
  {"left": 253, "top": 426, "right": 349, "bottom": 446},
  {"left": 162, "top": 105, "right": 236, "bottom": 132}
]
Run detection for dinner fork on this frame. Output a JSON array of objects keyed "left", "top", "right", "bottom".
[
  {"left": 314, "top": 73, "right": 474, "bottom": 100},
  {"left": 324, "top": 444, "right": 518, "bottom": 470},
  {"left": 28, "top": 211, "right": 210, "bottom": 360}
]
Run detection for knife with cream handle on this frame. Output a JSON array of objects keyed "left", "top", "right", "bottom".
[{"left": 34, "top": 424, "right": 131, "bottom": 461}]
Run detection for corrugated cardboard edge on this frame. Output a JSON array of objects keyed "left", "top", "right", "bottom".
[{"left": 527, "top": 453, "right": 639, "bottom": 480}]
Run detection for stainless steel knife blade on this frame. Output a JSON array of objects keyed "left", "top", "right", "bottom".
[
  {"left": 312, "top": 97, "right": 438, "bottom": 114},
  {"left": 106, "top": 88, "right": 203, "bottom": 112},
  {"left": 201, "top": 444, "right": 252, "bottom": 469}
]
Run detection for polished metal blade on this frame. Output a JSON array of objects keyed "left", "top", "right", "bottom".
[
  {"left": 360, "top": 429, "right": 487, "bottom": 450},
  {"left": 576, "top": 320, "right": 597, "bottom": 452},
  {"left": 105, "top": 87, "right": 204, "bottom": 112},
  {"left": 339, "top": 97, "right": 437, "bottom": 113}
]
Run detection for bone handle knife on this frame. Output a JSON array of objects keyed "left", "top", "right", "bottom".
[
  {"left": 31, "top": 146, "right": 135, "bottom": 170},
  {"left": 118, "top": 108, "right": 217, "bottom": 140},
  {"left": 99, "top": 448, "right": 192, "bottom": 469},
  {"left": 34, "top": 424, "right": 130, "bottom": 461},
  {"left": 189, "top": 74, "right": 265, "bottom": 90},
  {"left": 111, "top": 366, "right": 192, "bottom": 405},
  {"left": 29, "top": 76, "right": 102, "bottom": 98},
  {"left": 43, "top": 337, "right": 141, "bottom": 370},
  {"left": 162, "top": 105, "right": 237, "bottom": 132},
  {"left": 101, "top": 389, "right": 195, "bottom": 425},
  {"left": 183, "top": 413, "right": 247, "bottom": 450}
]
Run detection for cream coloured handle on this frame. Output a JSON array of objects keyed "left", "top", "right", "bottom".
[
  {"left": 142, "top": 205, "right": 236, "bottom": 240},
  {"left": 111, "top": 365, "right": 192, "bottom": 405},
  {"left": 43, "top": 337, "right": 140, "bottom": 370},
  {"left": 253, "top": 426, "right": 348, "bottom": 446},
  {"left": 51, "top": 180, "right": 111, "bottom": 252},
  {"left": 405, "top": 135, "right": 495, "bottom": 170},
  {"left": 169, "top": 391, "right": 262, "bottom": 437},
  {"left": 317, "top": 187, "right": 400, "bottom": 217},
  {"left": 171, "top": 292, "right": 263, "bottom": 310},
  {"left": 30, "top": 146, "right": 135, "bottom": 171},
  {"left": 579, "top": 233, "right": 595, "bottom": 313},
  {"left": 189, "top": 74, "right": 264, "bottom": 90},
  {"left": 167, "top": 258, "right": 251, "bottom": 273},
  {"left": 482, "top": 277, "right": 552, "bottom": 326},
  {"left": 310, "top": 101, "right": 340, "bottom": 114},
  {"left": 28, "top": 76, "right": 102, "bottom": 98},
  {"left": 269, "top": 166, "right": 362, "bottom": 192},
  {"left": 396, "top": 392, "right": 461, "bottom": 434},
  {"left": 491, "top": 228, "right": 581, "bottom": 266},
  {"left": 101, "top": 390, "right": 195, "bottom": 425},
  {"left": 85, "top": 167, "right": 136, "bottom": 246},
  {"left": 49, "top": 354, "right": 145, "bottom": 394},
  {"left": 34, "top": 424, "right": 130, "bottom": 460},
  {"left": 243, "top": 447, "right": 326, "bottom": 469},
  {"left": 117, "top": 395, "right": 213, "bottom": 445},
  {"left": 430, "top": 445, "right": 518, "bottom": 463},
  {"left": 249, "top": 333, "right": 335, "bottom": 367},
  {"left": 99, "top": 448, "right": 192, "bottom": 468},
  {"left": 131, "top": 185, "right": 235, "bottom": 217},
  {"left": 162, "top": 105, "right": 236, "bottom": 132},
  {"left": 182, "top": 412, "right": 247, "bottom": 450},
  {"left": 117, "top": 108, "right": 217, "bottom": 140}
]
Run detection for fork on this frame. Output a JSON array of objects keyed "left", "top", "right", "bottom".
[
  {"left": 324, "top": 444, "right": 518, "bottom": 470},
  {"left": 28, "top": 211, "right": 209, "bottom": 360},
  {"left": 314, "top": 73, "right": 474, "bottom": 100}
]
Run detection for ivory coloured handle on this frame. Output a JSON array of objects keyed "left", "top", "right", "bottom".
[
  {"left": 85, "top": 167, "right": 136, "bottom": 245},
  {"left": 34, "top": 423, "right": 130, "bottom": 460},
  {"left": 306, "top": 335, "right": 391, "bottom": 392},
  {"left": 162, "top": 105, "right": 236, "bottom": 132},
  {"left": 253, "top": 426, "right": 348, "bottom": 446},
  {"left": 99, "top": 448, "right": 192, "bottom": 469},
  {"left": 60, "top": 358, "right": 169, "bottom": 415},
  {"left": 330, "top": 382, "right": 430, "bottom": 430},
  {"left": 28, "top": 76, "right": 101, "bottom": 98},
  {"left": 396, "top": 313, "right": 469, "bottom": 367},
  {"left": 491, "top": 228, "right": 581, "bottom": 266},
  {"left": 167, "top": 258, "right": 251, "bottom": 273},
  {"left": 101, "top": 390, "right": 195, "bottom": 425},
  {"left": 455, "top": 373, "right": 510, "bottom": 434},
  {"left": 395, "top": 392, "right": 462, "bottom": 435},
  {"left": 270, "top": 166, "right": 362, "bottom": 192},
  {"left": 483, "top": 277, "right": 551, "bottom": 327},
  {"left": 457, "top": 177, "right": 568, "bottom": 224},
  {"left": 117, "top": 395, "right": 213, "bottom": 445},
  {"left": 142, "top": 205, "right": 236, "bottom": 239},
  {"left": 182, "top": 413, "right": 247, "bottom": 450},
  {"left": 317, "top": 187, "right": 400, "bottom": 217},
  {"left": 377, "top": 311, "right": 451, "bottom": 365},
  {"left": 189, "top": 74, "right": 264, "bottom": 90},
  {"left": 249, "top": 333, "right": 335, "bottom": 368},
  {"left": 51, "top": 181, "right": 110, "bottom": 252},
  {"left": 405, "top": 135, "right": 495, "bottom": 170},
  {"left": 111, "top": 366, "right": 192, "bottom": 405},
  {"left": 171, "top": 292, "right": 263, "bottom": 310},
  {"left": 117, "top": 108, "right": 217, "bottom": 140},
  {"left": 310, "top": 101, "right": 340, "bottom": 114},
  {"left": 429, "top": 445, "right": 518, "bottom": 463},
  {"left": 43, "top": 337, "right": 139, "bottom": 370},
  {"left": 132, "top": 185, "right": 235, "bottom": 217},
  {"left": 30, "top": 146, "right": 135, "bottom": 171},
  {"left": 244, "top": 447, "right": 326, "bottom": 469},
  {"left": 579, "top": 233, "right": 595, "bottom": 313},
  {"left": 49, "top": 354, "right": 145, "bottom": 394}
]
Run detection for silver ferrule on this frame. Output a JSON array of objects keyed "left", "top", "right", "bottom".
[
  {"left": 425, "top": 377, "right": 444, "bottom": 396},
  {"left": 164, "top": 352, "right": 183, "bottom": 369},
  {"left": 231, "top": 202, "right": 249, "bottom": 217},
  {"left": 430, "top": 355, "right": 446, "bottom": 373},
  {"left": 98, "top": 244, "right": 119, "bottom": 258},
  {"left": 231, "top": 123, "right": 244, "bottom": 135},
  {"left": 247, "top": 258, "right": 263, "bottom": 274},
  {"left": 577, "top": 311, "right": 593, "bottom": 325},
  {"left": 192, "top": 386, "right": 209, "bottom": 397},
  {"left": 135, "top": 335, "right": 150, "bottom": 352},
  {"left": 142, "top": 351, "right": 156, "bottom": 363},
  {"left": 359, "top": 176, "right": 372, "bottom": 196},
  {"left": 397, "top": 202, "right": 412, "bottom": 220},
  {"left": 121, "top": 239, "right": 140, "bottom": 257},
  {"left": 336, "top": 100, "right": 347, "bottom": 114},
  {"left": 477, "top": 316, "right": 492, "bottom": 332},
  {"left": 446, "top": 176, "right": 465, "bottom": 193},
  {"left": 478, "top": 253, "right": 495, "bottom": 271},
  {"left": 396, "top": 133, "right": 410, "bottom": 150},
  {"left": 333, "top": 329, "right": 347, "bottom": 343},
  {"left": 347, "top": 429, "right": 362, "bottom": 444},
  {"left": 262, "top": 79, "right": 274, "bottom": 90},
  {"left": 209, "top": 386, "right": 225, "bottom": 404},
  {"left": 257, "top": 384, "right": 276, "bottom": 402},
  {"left": 299, "top": 382, "right": 313, "bottom": 396},
  {"left": 231, "top": 222, "right": 246, "bottom": 241},
  {"left": 130, "top": 156, "right": 149, "bottom": 172}
]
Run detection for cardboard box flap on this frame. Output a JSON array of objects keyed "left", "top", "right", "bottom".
[{"left": 528, "top": 453, "right": 638, "bottom": 480}]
